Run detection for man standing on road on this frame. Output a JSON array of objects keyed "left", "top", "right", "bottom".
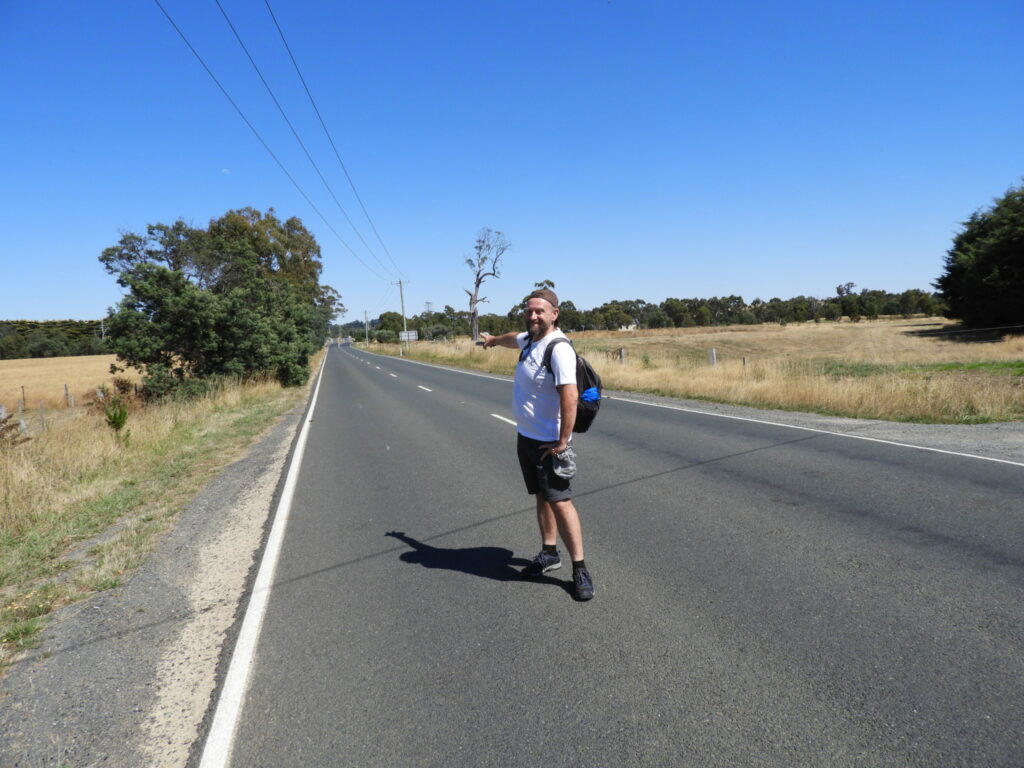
[{"left": 480, "top": 288, "right": 595, "bottom": 601}]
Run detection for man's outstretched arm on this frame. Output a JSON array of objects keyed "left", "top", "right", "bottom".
[{"left": 479, "top": 331, "right": 521, "bottom": 349}]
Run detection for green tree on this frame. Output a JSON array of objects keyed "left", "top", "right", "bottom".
[
  {"left": 820, "top": 302, "right": 842, "bottom": 321},
  {"left": 0, "top": 329, "right": 27, "bottom": 360},
  {"left": 377, "top": 311, "right": 404, "bottom": 334},
  {"left": 101, "top": 208, "right": 340, "bottom": 392},
  {"left": 478, "top": 313, "right": 513, "bottom": 335},
  {"left": 661, "top": 298, "right": 693, "bottom": 327},
  {"left": 935, "top": 182, "right": 1024, "bottom": 327},
  {"left": 558, "top": 300, "right": 582, "bottom": 331},
  {"left": 841, "top": 294, "right": 861, "bottom": 322},
  {"left": 898, "top": 289, "right": 925, "bottom": 317},
  {"left": 696, "top": 304, "right": 713, "bottom": 327},
  {"left": 860, "top": 291, "right": 881, "bottom": 320},
  {"left": 422, "top": 324, "right": 450, "bottom": 340},
  {"left": 918, "top": 292, "right": 938, "bottom": 316},
  {"left": 26, "top": 330, "right": 69, "bottom": 358}
]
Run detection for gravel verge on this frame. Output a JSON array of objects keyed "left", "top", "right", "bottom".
[{"left": 0, "top": 399, "right": 304, "bottom": 768}]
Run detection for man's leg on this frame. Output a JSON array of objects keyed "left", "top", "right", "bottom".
[
  {"left": 551, "top": 499, "right": 593, "bottom": 599},
  {"left": 549, "top": 499, "right": 584, "bottom": 562},
  {"left": 535, "top": 495, "right": 558, "bottom": 547},
  {"left": 522, "top": 495, "right": 562, "bottom": 577}
]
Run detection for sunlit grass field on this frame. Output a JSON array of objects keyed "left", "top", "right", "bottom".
[
  {"left": 368, "top": 318, "right": 1024, "bottom": 423},
  {"left": 0, "top": 354, "right": 139, "bottom": 413}
]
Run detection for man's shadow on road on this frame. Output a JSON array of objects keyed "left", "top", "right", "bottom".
[{"left": 385, "top": 531, "right": 573, "bottom": 594}]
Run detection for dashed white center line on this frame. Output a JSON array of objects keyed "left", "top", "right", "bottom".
[
  {"left": 491, "top": 414, "right": 517, "bottom": 426},
  {"left": 375, "top": 366, "right": 381, "bottom": 370},
  {"left": 418, "top": 385, "right": 432, "bottom": 392},
  {"left": 389, "top": 373, "right": 397, "bottom": 378}
]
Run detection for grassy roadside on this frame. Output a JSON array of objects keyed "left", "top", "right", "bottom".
[
  {"left": 366, "top": 319, "right": 1024, "bottom": 423},
  {"left": 0, "top": 352, "right": 322, "bottom": 668}
]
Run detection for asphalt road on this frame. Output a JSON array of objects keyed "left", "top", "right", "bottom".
[{"left": 224, "top": 344, "right": 1024, "bottom": 767}]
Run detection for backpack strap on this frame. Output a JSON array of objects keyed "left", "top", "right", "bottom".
[
  {"left": 518, "top": 339, "right": 532, "bottom": 362},
  {"left": 541, "top": 336, "right": 574, "bottom": 375}
]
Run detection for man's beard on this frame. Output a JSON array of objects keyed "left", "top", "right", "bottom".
[{"left": 527, "top": 319, "right": 547, "bottom": 339}]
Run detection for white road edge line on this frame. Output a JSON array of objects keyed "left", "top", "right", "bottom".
[
  {"left": 491, "top": 413, "right": 517, "bottom": 426},
  {"left": 608, "top": 394, "right": 1024, "bottom": 468},
  {"left": 198, "top": 355, "right": 328, "bottom": 768},
  {"left": 358, "top": 350, "right": 1022, "bottom": 468},
  {"left": 418, "top": 385, "right": 432, "bottom": 392}
]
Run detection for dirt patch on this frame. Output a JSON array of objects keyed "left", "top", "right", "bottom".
[{"left": 138, "top": 428, "right": 293, "bottom": 767}]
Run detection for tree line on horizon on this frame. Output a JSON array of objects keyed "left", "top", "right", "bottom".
[
  {"left": 345, "top": 180, "right": 1023, "bottom": 344},
  {"left": 337, "top": 285, "right": 944, "bottom": 344},
  {"left": 0, "top": 320, "right": 109, "bottom": 360}
]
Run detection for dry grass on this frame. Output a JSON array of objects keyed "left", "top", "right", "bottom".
[
  {"left": 0, "top": 352, "right": 322, "bottom": 666},
  {"left": 369, "top": 319, "right": 1024, "bottom": 423},
  {"left": 0, "top": 354, "right": 140, "bottom": 413}
]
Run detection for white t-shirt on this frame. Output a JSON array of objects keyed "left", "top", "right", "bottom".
[{"left": 513, "top": 330, "right": 577, "bottom": 442}]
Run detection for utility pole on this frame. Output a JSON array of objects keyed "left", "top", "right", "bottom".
[
  {"left": 394, "top": 280, "right": 410, "bottom": 355},
  {"left": 395, "top": 280, "right": 409, "bottom": 336},
  {"left": 424, "top": 301, "right": 433, "bottom": 315},
  {"left": 364, "top": 310, "right": 369, "bottom": 343}
]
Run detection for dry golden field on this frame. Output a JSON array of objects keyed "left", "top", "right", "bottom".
[
  {"left": 0, "top": 354, "right": 140, "bottom": 413},
  {"left": 371, "top": 318, "right": 1024, "bottom": 423},
  {"left": 0, "top": 352, "right": 321, "bottom": 665}
]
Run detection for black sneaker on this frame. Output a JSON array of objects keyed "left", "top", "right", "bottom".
[
  {"left": 573, "top": 568, "right": 595, "bottom": 600},
  {"left": 521, "top": 550, "right": 561, "bottom": 578}
]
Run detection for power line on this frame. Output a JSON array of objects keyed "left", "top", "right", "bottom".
[
  {"left": 213, "top": 0, "right": 398, "bottom": 280},
  {"left": 264, "top": 0, "right": 407, "bottom": 280},
  {"left": 369, "top": 283, "right": 396, "bottom": 315},
  {"left": 151, "top": 0, "right": 390, "bottom": 283}
]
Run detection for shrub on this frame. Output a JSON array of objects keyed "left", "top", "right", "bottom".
[{"left": 103, "top": 397, "right": 130, "bottom": 444}]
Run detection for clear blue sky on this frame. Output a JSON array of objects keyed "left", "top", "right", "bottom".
[{"left": 1, "top": 0, "right": 1021, "bottom": 322}]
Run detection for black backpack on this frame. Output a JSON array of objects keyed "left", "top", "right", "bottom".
[{"left": 541, "top": 337, "right": 603, "bottom": 433}]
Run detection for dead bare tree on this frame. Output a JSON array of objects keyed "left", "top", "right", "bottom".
[{"left": 465, "top": 228, "right": 510, "bottom": 340}]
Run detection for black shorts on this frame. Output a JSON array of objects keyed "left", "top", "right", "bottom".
[{"left": 517, "top": 433, "right": 573, "bottom": 502}]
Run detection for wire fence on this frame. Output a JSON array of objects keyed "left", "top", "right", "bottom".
[{"left": 0, "top": 383, "right": 129, "bottom": 443}]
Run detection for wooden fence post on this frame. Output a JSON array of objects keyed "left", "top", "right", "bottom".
[
  {"left": 709, "top": 348, "right": 717, "bottom": 366},
  {"left": 39, "top": 402, "right": 46, "bottom": 431},
  {"left": 618, "top": 347, "right": 625, "bottom": 364}
]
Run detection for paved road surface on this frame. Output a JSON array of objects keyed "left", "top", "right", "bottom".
[{"left": 223, "top": 345, "right": 1024, "bottom": 767}]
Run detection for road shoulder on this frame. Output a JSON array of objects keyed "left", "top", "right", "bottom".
[
  {"left": 0, "top": 398, "right": 304, "bottom": 768},
  {"left": 606, "top": 389, "right": 1024, "bottom": 464}
]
